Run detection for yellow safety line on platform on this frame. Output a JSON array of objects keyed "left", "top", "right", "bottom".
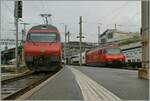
[{"left": 69, "top": 67, "right": 121, "bottom": 101}]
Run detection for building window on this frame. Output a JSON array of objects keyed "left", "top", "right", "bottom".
[
  {"left": 137, "top": 59, "right": 141, "bottom": 62},
  {"left": 101, "top": 38, "right": 106, "bottom": 43},
  {"left": 107, "top": 33, "right": 113, "bottom": 39},
  {"left": 126, "top": 56, "right": 130, "bottom": 58},
  {"left": 132, "top": 59, "right": 135, "bottom": 62}
]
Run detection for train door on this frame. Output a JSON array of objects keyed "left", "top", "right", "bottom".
[
  {"left": 101, "top": 49, "right": 106, "bottom": 63},
  {"left": 98, "top": 49, "right": 102, "bottom": 62}
]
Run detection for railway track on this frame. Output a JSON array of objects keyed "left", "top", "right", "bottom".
[{"left": 1, "top": 71, "right": 55, "bottom": 100}]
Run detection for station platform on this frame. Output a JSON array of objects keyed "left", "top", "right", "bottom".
[
  {"left": 18, "top": 65, "right": 149, "bottom": 100},
  {"left": 73, "top": 66, "right": 149, "bottom": 100},
  {"left": 18, "top": 66, "right": 83, "bottom": 100}
]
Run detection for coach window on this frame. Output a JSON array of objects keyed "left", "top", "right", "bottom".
[
  {"left": 128, "top": 59, "right": 131, "bottom": 63},
  {"left": 132, "top": 59, "right": 135, "bottom": 62},
  {"left": 137, "top": 59, "right": 141, "bottom": 62}
]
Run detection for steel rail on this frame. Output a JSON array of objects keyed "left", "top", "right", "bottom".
[
  {"left": 1, "top": 71, "right": 33, "bottom": 84},
  {"left": 1, "top": 72, "right": 55, "bottom": 100}
]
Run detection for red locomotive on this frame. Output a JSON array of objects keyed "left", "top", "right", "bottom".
[
  {"left": 85, "top": 44, "right": 125, "bottom": 67},
  {"left": 23, "top": 24, "right": 62, "bottom": 72}
]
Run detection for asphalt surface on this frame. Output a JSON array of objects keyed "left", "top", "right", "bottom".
[
  {"left": 24, "top": 65, "right": 148, "bottom": 100},
  {"left": 27, "top": 67, "right": 83, "bottom": 100},
  {"left": 71, "top": 65, "right": 149, "bottom": 100}
]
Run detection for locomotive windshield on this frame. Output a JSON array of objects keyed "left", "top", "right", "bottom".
[
  {"left": 27, "top": 32, "right": 57, "bottom": 42},
  {"left": 105, "top": 48, "right": 121, "bottom": 54}
]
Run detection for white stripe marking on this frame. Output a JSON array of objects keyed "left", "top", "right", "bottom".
[{"left": 69, "top": 67, "right": 121, "bottom": 101}]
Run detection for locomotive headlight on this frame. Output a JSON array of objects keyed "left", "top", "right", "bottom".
[
  {"left": 119, "top": 58, "right": 124, "bottom": 62},
  {"left": 119, "top": 58, "right": 122, "bottom": 61},
  {"left": 40, "top": 48, "right": 45, "bottom": 53}
]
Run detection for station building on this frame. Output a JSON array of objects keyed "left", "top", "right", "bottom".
[
  {"left": 61, "top": 41, "right": 98, "bottom": 64},
  {"left": 1, "top": 48, "right": 15, "bottom": 64},
  {"left": 120, "top": 42, "right": 142, "bottom": 63},
  {"left": 99, "top": 29, "right": 142, "bottom": 65},
  {"left": 98, "top": 29, "right": 137, "bottom": 44}
]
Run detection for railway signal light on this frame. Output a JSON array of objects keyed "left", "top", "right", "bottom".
[
  {"left": 18, "top": 1, "right": 22, "bottom": 18},
  {"left": 14, "top": 1, "right": 22, "bottom": 18}
]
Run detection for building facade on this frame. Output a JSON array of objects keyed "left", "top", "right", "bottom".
[
  {"left": 120, "top": 42, "right": 142, "bottom": 63},
  {"left": 61, "top": 41, "right": 98, "bottom": 64},
  {"left": 99, "top": 29, "right": 135, "bottom": 44}
]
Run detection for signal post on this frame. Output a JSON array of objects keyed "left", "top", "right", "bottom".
[
  {"left": 138, "top": 1, "right": 149, "bottom": 79},
  {"left": 14, "top": 1, "right": 22, "bottom": 72},
  {"left": 77, "top": 16, "right": 84, "bottom": 66}
]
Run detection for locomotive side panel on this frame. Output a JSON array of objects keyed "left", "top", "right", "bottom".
[{"left": 85, "top": 44, "right": 125, "bottom": 67}]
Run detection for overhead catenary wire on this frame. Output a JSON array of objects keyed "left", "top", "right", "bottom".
[
  {"left": 108, "top": 2, "right": 140, "bottom": 26},
  {"left": 108, "top": 3, "right": 129, "bottom": 24},
  {"left": 99, "top": 1, "right": 129, "bottom": 23},
  {"left": 40, "top": 1, "right": 53, "bottom": 24},
  {"left": 41, "top": 1, "right": 47, "bottom": 13},
  {"left": 130, "top": 12, "right": 140, "bottom": 22},
  {"left": 2, "top": 2, "right": 15, "bottom": 32},
  {"left": 3, "top": 2, "right": 13, "bottom": 17}
]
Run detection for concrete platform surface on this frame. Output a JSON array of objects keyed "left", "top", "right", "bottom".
[
  {"left": 18, "top": 65, "right": 149, "bottom": 100},
  {"left": 71, "top": 65, "right": 149, "bottom": 100},
  {"left": 23, "top": 67, "right": 83, "bottom": 100}
]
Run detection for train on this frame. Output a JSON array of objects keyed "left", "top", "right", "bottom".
[
  {"left": 71, "top": 44, "right": 125, "bottom": 67},
  {"left": 23, "top": 24, "right": 62, "bottom": 72},
  {"left": 70, "top": 55, "right": 80, "bottom": 65},
  {"left": 86, "top": 44, "right": 125, "bottom": 67}
]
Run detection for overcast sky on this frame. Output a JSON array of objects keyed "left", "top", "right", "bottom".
[{"left": 1, "top": 1, "right": 141, "bottom": 49}]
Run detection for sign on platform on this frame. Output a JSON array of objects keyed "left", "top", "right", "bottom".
[{"left": 0, "top": 39, "right": 16, "bottom": 45}]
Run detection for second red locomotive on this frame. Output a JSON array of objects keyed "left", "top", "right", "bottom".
[
  {"left": 23, "top": 24, "right": 62, "bottom": 72},
  {"left": 85, "top": 44, "right": 125, "bottom": 67}
]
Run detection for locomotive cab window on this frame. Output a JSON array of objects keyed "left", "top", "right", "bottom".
[
  {"left": 105, "top": 48, "right": 121, "bottom": 54},
  {"left": 27, "top": 32, "right": 57, "bottom": 42}
]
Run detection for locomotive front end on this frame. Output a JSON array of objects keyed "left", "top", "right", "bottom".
[
  {"left": 24, "top": 25, "right": 62, "bottom": 72},
  {"left": 104, "top": 48, "right": 125, "bottom": 66}
]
